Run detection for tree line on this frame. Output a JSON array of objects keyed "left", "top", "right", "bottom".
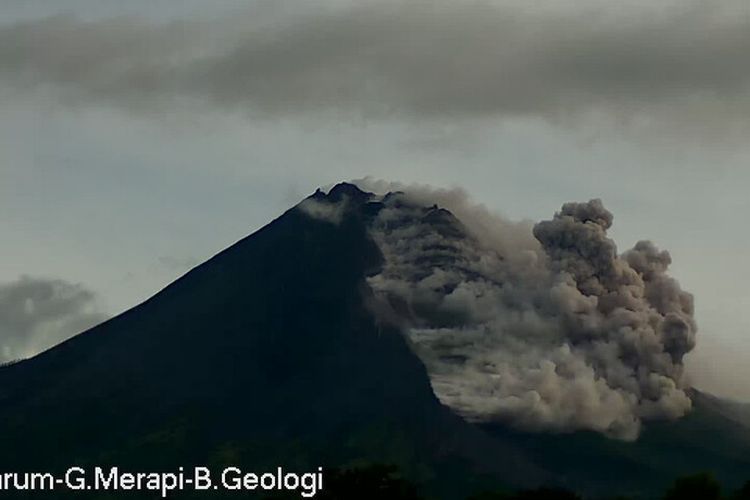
[{"left": 263, "top": 465, "right": 750, "bottom": 500}]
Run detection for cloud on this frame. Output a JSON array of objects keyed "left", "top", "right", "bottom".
[
  {"left": 359, "top": 183, "right": 696, "bottom": 440},
  {"left": 0, "top": 1, "right": 748, "bottom": 135},
  {"left": 0, "top": 276, "right": 107, "bottom": 363}
]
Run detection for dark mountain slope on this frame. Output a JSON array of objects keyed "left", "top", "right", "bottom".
[
  {"left": 0, "top": 183, "right": 748, "bottom": 499},
  {"left": 483, "top": 388, "right": 750, "bottom": 497},
  {"left": 0, "top": 184, "right": 542, "bottom": 497}
]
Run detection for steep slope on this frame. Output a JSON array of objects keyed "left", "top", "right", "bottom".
[
  {"left": 0, "top": 183, "right": 543, "bottom": 497},
  {"left": 0, "top": 183, "right": 748, "bottom": 499}
]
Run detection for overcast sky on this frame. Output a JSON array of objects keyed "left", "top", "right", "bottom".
[{"left": 1, "top": 0, "right": 748, "bottom": 400}]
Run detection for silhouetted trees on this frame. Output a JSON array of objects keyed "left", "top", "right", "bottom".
[
  {"left": 466, "top": 492, "right": 512, "bottom": 500},
  {"left": 263, "top": 464, "right": 424, "bottom": 500},
  {"left": 733, "top": 481, "right": 750, "bottom": 500},
  {"left": 467, "top": 487, "right": 581, "bottom": 500},
  {"left": 320, "top": 464, "right": 423, "bottom": 500},
  {"left": 663, "top": 472, "right": 722, "bottom": 500},
  {"left": 466, "top": 476, "right": 750, "bottom": 500},
  {"left": 262, "top": 467, "right": 749, "bottom": 500}
]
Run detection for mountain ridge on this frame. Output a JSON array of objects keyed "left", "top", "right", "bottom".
[{"left": 0, "top": 182, "right": 748, "bottom": 498}]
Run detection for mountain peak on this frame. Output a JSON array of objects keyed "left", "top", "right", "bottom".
[
  {"left": 2, "top": 182, "right": 749, "bottom": 499},
  {"left": 326, "top": 182, "right": 373, "bottom": 203}
]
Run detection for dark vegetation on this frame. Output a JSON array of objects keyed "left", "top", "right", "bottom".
[{"left": 261, "top": 465, "right": 750, "bottom": 500}]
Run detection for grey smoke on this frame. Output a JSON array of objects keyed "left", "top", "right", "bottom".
[
  {"left": 0, "top": 1, "right": 748, "bottom": 133},
  {"left": 0, "top": 276, "right": 106, "bottom": 363},
  {"left": 358, "top": 183, "right": 696, "bottom": 440}
]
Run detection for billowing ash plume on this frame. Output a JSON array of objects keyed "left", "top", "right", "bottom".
[{"left": 350, "top": 183, "right": 697, "bottom": 441}]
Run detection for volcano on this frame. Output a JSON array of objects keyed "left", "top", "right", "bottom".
[{"left": 1, "top": 183, "right": 748, "bottom": 499}]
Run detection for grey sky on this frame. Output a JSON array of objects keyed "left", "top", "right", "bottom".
[
  {"left": 1, "top": 0, "right": 748, "bottom": 401},
  {"left": 2, "top": 1, "right": 749, "bottom": 132}
]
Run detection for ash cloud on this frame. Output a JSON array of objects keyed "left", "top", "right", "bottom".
[
  {"left": 361, "top": 183, "right": 696, "bottom": 440},
  {"left": 0, "top": 276, "right": 107, "bottom": 363},
  {"left": 0, "top": 1, "right": 748, "bottom": 133}
]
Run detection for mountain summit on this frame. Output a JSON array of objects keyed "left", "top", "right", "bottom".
[{"left": 1, "top": 183, "right": 748, "bottom": 498}]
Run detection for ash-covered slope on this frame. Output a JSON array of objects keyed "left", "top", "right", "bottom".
[{"left": 0, "top": 182, "right": 748, "bottom": 498}]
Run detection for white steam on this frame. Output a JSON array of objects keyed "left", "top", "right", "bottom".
[{"left": 298, "top": 196, "right": 346, "bottom": 225}]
